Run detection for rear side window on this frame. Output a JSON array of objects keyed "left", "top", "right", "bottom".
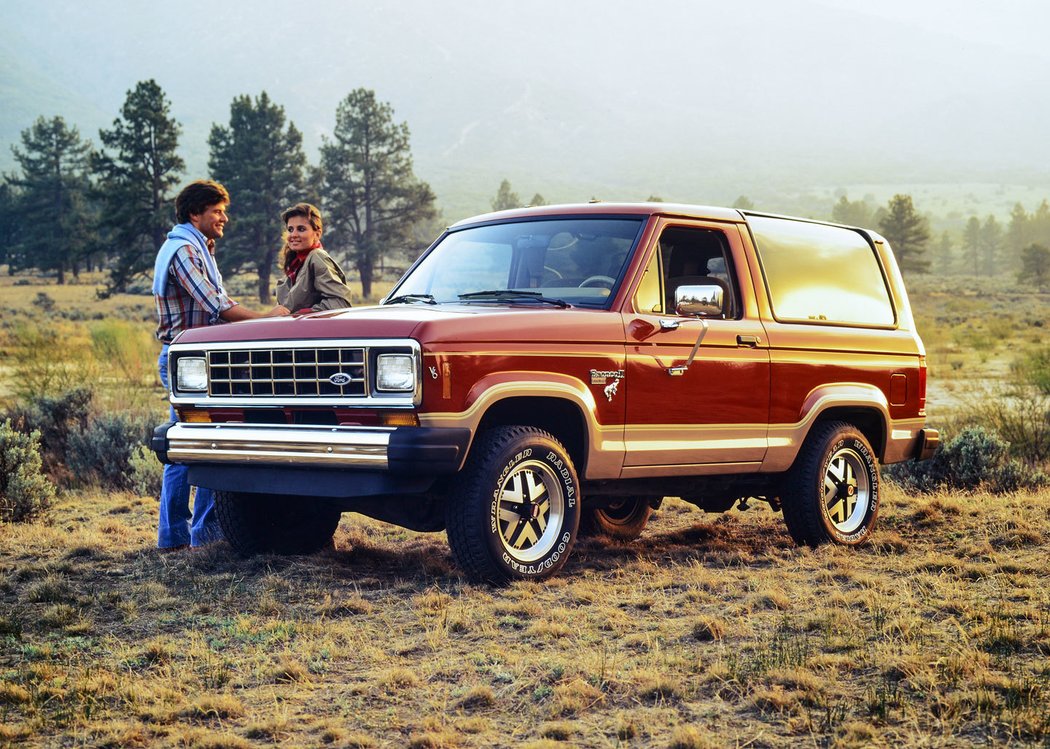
[{"left": 749, "top": 216, "right": 895, "bottom": 327}]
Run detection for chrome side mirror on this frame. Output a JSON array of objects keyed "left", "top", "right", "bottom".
[{"left": 675, "top": 284, "right": 724, "bottom": 317}]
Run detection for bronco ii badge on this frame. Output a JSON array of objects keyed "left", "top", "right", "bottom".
[
  {"left": 590, "top": 369, "right": 625, "bottom": 402},
  {"left": 589, "top": 369, "right": 625, "bottom": 385}
]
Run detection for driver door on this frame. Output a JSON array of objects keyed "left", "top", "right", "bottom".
[{"left": 622, "top": 220, "right": 770, "bottom": 472}]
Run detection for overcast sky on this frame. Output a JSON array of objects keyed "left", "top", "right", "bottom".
[{"left": 3, "top": 0, "right": 1048, "bottom": 213}]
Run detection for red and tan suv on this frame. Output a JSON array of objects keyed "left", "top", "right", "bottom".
[{"left": 152, "top": 203, "right": 938, "bottom": 583}]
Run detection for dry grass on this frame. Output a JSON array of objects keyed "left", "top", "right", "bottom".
[{"left": 1, "top": 486, "right": 1048, "bottom": 747}]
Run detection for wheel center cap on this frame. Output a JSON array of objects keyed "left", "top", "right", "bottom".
[{"left": 847, "top": 485, "right": 855, "bottom": 497}]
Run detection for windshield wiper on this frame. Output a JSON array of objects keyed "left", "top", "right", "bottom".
[
  {"left": 385, "top": 293, "right": 437, "bottom": 305},
  {"left": 457, "top": 289, "right": 570, "bottom": 308}
]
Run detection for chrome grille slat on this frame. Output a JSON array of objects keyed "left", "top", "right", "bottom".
[{"left": 207, "top": 347, "right": 367, "bottom": 398}]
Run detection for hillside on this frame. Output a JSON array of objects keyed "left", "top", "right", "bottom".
[{"left": 3, "top": 1, "right": 1050, "bottom": 218}]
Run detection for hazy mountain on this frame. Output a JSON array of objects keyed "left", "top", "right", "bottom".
[{"left": 3, "top": 0, "right": 1049, "bottom": 218}]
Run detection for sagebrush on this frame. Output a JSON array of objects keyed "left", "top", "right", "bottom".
[{"left": 0, "top": 419, "right": 55, "bottom": 522}]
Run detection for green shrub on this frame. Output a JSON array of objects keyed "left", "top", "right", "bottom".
[
  {"left": 1014, "top": 347, "right": 1050, "bottom": 396},
  {"left": 955, "top": 390, "right": 1050, "bottom": 466},
  {"left": 885, "top": 426, "right": 1046, "bottom": 495},
  {"left": 5, "top": 388, "right": 92, "bottom": 486},
  {"left": 67, "top": 413, "right": 153, "bottom": 491},
  {"left": 129, "top": 443, "right": 163, "bottom": 497},
  {"left": 33, "top": 292, "right": 56, "bottom": 312},
  {"left": 0, "top": 420, "right": 55, "bottom": 523}
]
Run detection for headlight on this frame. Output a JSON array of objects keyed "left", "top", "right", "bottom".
[
  {"left": 176, "top": 357, "right": 208, "bottom": 392},
  {"left": 376, "top": 354, "right": 415, "bottom": 392}
]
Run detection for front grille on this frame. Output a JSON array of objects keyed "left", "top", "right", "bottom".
[{"left": 208, "top": 347, "right": 367, "bottom": 397}]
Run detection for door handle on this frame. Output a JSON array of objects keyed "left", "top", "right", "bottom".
[{"left": 737, "top": 335, "right": 760, "bottom": 347}]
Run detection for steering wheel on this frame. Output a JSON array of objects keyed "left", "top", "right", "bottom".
[
  {"left": 544, "top": 265, "right": 564, "bottom": 280},
  {"left": 578, "top": 275, "right": 615, "bottom": 289}
]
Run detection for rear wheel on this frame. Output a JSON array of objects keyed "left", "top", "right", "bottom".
[
  {"left": 781, "top": 421, "right": 880, "bottom": 547},
  {"left": 446, "top": 426, "right": 580, "bottom": 584},
  {"left": 215, "top": 491, "right": 341, "bottom": 556},
  {"left": 580, "top": 497, "right": 653, "bottom": 541}
]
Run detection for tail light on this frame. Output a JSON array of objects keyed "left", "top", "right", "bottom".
[{"left": 917, "top": 356, "right": 928, "bottom": 416}]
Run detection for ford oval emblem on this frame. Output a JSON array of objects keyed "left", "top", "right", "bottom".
[{"left": 328, "top": 372, "right": 353, "bottom": 386}]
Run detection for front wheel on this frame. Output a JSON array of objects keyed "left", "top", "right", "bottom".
[
  {"left": 781, "top": 421, "right": 880, "bottom": 547},
  {"left": 214, "top": 491, "right": 341, "bottom": 556},
  {"left": 446, "top": 426, "right": 580, "bottom": 584}
]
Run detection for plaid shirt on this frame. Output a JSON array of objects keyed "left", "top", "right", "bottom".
[{"left": 154, "top": 244, "right": 237, "bottom": 343}]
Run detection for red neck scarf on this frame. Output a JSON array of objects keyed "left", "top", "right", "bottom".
[{"left": 285, "top": 243, "right": 321, "bottom": 282}]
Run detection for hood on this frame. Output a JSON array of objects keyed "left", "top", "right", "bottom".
[{"left": 172, "top": 303, "right": 626, "bottom": 346}]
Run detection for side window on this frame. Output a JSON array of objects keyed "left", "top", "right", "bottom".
[
  {"left": 749, "top": 216, "right": 895, "bottom": 327},
  {"left": 658, "top": 227, "right": 739, "bottom": 318}
]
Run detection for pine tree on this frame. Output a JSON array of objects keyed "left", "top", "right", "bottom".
[
  {"left": 962, "top": 216, "right": 981, "bottom": 276},
  {"left": 831, "top": 195, "right": 874, "bottom": 227},
  {"left": 92, "top": 80, "right": 184, "bottom": 291},
  {"left": 979, "top": 215, "right": 1002, "bottom": 275},
  {"left": 319, "top": 88, "right": 435, "bottom": 299},
  {"left": 1005, "top": 203, "right": 1030, "bottom": 274},
  {"left": 528, "top": 193, "right": 547, "bottom": 207},
  {"left": 491, "top": 179, "right": 520, "bottom": 211},
  {"left": 1032, "top": 200, "right": 1050, "bottom": 249},
  {"left": 933, "top": 230, "right": 954, "bottom": 275},
  {"left": 877, "top": 194, "right": 930, "bottom": 274},
  {"left": 1019, "top": 243, "right": 1050, "bottom": 287},
  {"left": 9, "top": 116, "right": 94, "bottom": 283},
  {"left": 0, "top": 181, "right": 17, "bottom": 272},
  {"left": 209, "top": 92, "right": 307, "bottom": 303}
]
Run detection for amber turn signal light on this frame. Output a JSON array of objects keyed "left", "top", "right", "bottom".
[{"left": 380, "top": 412, "right": 419, "bottom": 427}]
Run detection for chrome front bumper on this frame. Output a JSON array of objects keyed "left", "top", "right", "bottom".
[
  {"left": 151, "top": 421, "right": 473, "bottom": 481},
  {"left": 158, "top": 423, "right": 392, "bottom": 468}
]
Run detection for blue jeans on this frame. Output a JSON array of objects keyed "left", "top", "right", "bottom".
[{"left": 158, "top": 346, "right": 222, "bottom": 548}]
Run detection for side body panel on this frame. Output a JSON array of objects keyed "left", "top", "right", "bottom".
[{"left": 737, "top": 220, "right": 928, "bottom": 469}]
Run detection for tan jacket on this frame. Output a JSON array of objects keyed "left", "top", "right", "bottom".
[{"left": 275, "top": 248, "right": 353, "bottom": 312}]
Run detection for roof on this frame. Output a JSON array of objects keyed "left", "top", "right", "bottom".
[{"left": 448, "top": 201, "right": 746, "bottom": 229}]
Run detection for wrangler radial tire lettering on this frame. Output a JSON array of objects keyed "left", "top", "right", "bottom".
[
  {"left": 781, "top": 421, "right": 880, "bottom": 547},
  {"left": 445, "top": 426, "right": 580, "bottom": 584}
]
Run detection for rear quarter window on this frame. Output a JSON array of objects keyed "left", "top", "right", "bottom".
[{"left": 748, "top": 216, "right": 895, "bottom": 327}]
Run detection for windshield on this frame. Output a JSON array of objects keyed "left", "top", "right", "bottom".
[{"left": 388, "top": 217, "right": 644, "bottom": 308}]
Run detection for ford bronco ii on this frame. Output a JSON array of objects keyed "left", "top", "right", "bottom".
[{"left": 152, "top": 203, "right": 939, "bottom": 583}]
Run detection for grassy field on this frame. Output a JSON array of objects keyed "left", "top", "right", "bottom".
[
  {"left": 0, "top": 271, "right": 1048, "bottom": 747},
  {"left": 1, "top": 487, "right": 1047, "bottom": 747}
]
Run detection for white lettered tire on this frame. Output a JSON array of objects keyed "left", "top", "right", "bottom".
[
  {"left": 781, "top": 421, "right": 880, "bottom": 546},
  {"left": 446, "top": 426, "right": 580, "bottom": 584}
]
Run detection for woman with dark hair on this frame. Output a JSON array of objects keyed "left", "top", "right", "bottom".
[{"left": 275, "top": 203, "right": 353, "bottom": 313}]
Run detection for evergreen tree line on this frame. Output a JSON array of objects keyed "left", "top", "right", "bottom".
[
  {"left": 829, "top": 193, "right": 1050, "bottom": 284},
  {"left": 4, "top": 78, "right": 1049, "bottom": 298},
  {"left": 0, "top": 80, "right": 436, "bottom": 301}
]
